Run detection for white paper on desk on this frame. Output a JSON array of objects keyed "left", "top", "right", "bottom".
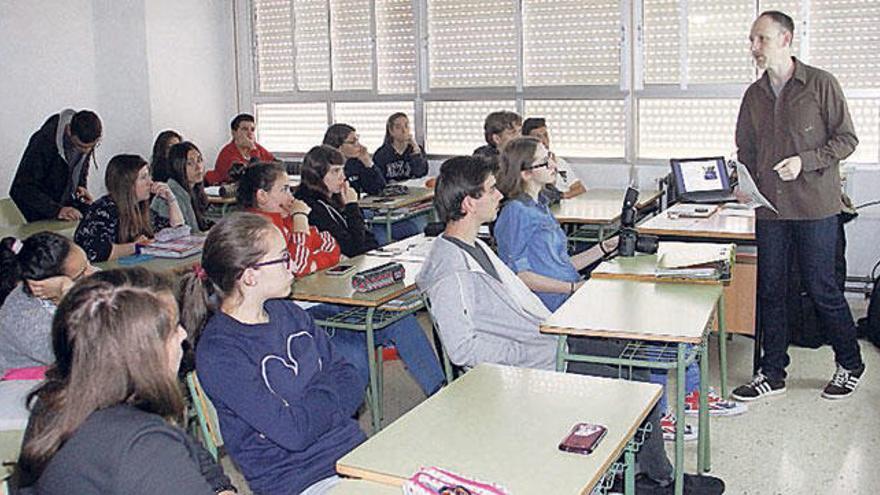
[
  {"left": 204, "top": 186, "right": 221, "bottom": 196},
  {"left": 734, "top": 161, "right": 778, "bottom": 214}
]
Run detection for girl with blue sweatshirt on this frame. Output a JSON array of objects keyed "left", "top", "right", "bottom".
[{"left": 179, "top": 212, "right": 366, "bottom": 495}]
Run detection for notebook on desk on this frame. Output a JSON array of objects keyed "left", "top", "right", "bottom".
[{"left": 670, "top": 156, "right": 737, "bottom": 204}]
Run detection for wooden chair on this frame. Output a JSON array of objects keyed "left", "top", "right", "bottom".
[
  {"left": 0, "top": 199, "right": 25, "bottom": 228},
  {"left": 185, "top": 371, "right": 224, "bottom": 461}
]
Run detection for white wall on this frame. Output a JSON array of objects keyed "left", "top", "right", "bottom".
[{"left": 0, "top": 0, "right": 236, "bottom": 198}]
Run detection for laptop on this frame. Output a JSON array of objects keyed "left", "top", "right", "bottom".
[{"left": 670, "top": 156, "right": 737, "bottom": 204}]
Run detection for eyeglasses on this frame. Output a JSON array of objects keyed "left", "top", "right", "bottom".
[
  {"left": 251, "top": 251, "right": 292, "bottom": 270},
  {"left": 523, "top": 159, "right": 551, "bottom": 171},
  {"left": 343, "top": 134, "right": 361, "bottom": 146}
]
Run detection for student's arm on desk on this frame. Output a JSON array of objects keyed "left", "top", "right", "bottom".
[
  {"left": 570, "top": 237, "right": 618, "bottom": 271},
  {"left": 517, "top": 271, "right": 584, "bottom": 294},
  {"left": 425, "top": 274, "right": 525, "bottom": 368}
]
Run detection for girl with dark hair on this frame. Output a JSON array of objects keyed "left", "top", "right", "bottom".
[
  {"left": 0, "top": 232, "right": 95, "bottom": 375},
  {"left": 178, "top": 213, "right": 365, "bottom": 495},
  {"left": 322, "top": 123, "right": 386, "bottom": 195},
  {"left": 14, "top": 267, "right": 236, "bottom": 494},
  {"left": 150, "top": 130, "right": 182, "bottom": 182},
  {"left": 151, "top": 141, "right": 214, "bottom": 233},
  {"left": 237, "top": 161, "right": 340, "bottom": 277},
  {"left": 373, "top": 113, "right": 428, "bottom": 183},
  {"left": 295, "top": 145, "right": 445, "bottom": 398},
  {"left": 75, "top": 154, "right": 184, "bottom": 262}
]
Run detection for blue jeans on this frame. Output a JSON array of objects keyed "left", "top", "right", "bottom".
[
  {"left": 307, "top": 304, "right": 445, "bottom": 396},
  {"left": 648, "top": 345, "right": 701, "bottom": 413},
  {"left": 756, "top": 216, "right": 862, "bottom": 381},
  {"left": 370, "top": 217, "right": 428, "bottom": 246}
]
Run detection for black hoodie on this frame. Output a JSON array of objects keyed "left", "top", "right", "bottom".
[{"left": 294, "top": 186, "right": 378, "bottom": 257}]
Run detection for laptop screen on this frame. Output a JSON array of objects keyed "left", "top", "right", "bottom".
[{"left": 670, "top": 157, "right": 731, "bottom": 195}]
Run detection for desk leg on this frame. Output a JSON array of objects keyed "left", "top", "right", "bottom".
[
  {"left": 365, "top": 307, "right": 381, "bottom": 433},
  {"left": 555, "top": 336, "right": 567, "bottom": 372},
  {"left": 717, "top": 295, "right": 728, "bottom": 398},
  {"left": 697, "top": 338, "right": 711, "bottom": 473},
  {"left": 385, "top": 221, "right": 393, "bottom": 244},
  {"left": 674, "top": 343, "right": 685, "bottom": 495},
  {"left": 624, "top": 445, "right": 636, "bottom": 495}
]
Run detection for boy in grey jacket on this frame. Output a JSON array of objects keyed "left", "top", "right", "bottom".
[{"left": 416, "top": 156, "right": 725, "bottom": 495}]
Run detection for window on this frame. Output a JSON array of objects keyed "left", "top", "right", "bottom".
[{"left": 243, "top": 0, "right": 880, "bottom": 166}]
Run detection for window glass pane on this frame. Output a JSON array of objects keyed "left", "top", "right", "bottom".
[
  {"left": 329, "top": 0, "right": 374, "bottom": 90},
  {"left": 425, "top": 101, "right": 517, "bottom": 155},
  {"left": 376, "top": 0, "right": 417, "bottom": 93},
  {"left": 294, "top": 0, "right": 331, "bottom": 91},
  {"left": 256, "top": 103, "right": 328, "bottom": 153},
  {"left": 638, "top": 99, "right": 740, "bottom": 159},
  {"left": 524, "top": 100, "right": 625, "bottom": 158},
  {"left": 848, "top": 99, "right": 880, "bottom": 164},
  {"left": 254, "top": 0, "right": 295, "bottom": 92},
  {"left": 427, "top": 0, "right": 517, "bottom": 88},
  {"left": 809, "top": 0, "right": 880, "bottom": 89},
  {"left": 523, "top": 0, "right": 620, "bottom": 86},
  {"left": 334, "top": 101, "right": 417, "bottom": 152}
]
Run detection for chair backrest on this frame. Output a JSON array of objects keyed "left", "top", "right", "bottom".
[
  {"left": 421, "top": 294, "right": 465, "bottom": 383},
  {"left": 186, "top": 371, "right": 224, "bottom": 460},
  {"left": 0, "top": 198, "right": 25, "bottom": 228}
]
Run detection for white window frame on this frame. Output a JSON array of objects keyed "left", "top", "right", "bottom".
[{"left": 235, "top": 0, "right": 880, "bottom": 166}]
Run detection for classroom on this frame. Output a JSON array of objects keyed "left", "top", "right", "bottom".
[{"left": 1, "top": 1, "right": 879, "bottom": 494}]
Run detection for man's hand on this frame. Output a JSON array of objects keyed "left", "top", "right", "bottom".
[
  {"left": 773, "top": 156, "right": 802, "bottom": 181},
  {"left": 76, "top": 186, "right": 94, "bottom": 204},
  {"left": 27, "top": 276, "right": 75, "bottom": 303},
  {"left": 57, "top": 206, "right": 82, "bottom": 221}
]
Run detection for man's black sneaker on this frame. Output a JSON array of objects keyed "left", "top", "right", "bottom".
[
  {"left": 821, "top": 363, "right": 865, "bottom": 400},
  {"left": 730, "top": 373, "right": 786, "bottom": 402},
  {"left": 630, "top": 473, "right": 725, "bottom": 494}
]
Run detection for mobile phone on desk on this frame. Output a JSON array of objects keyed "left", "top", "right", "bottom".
[
  {"left": 325, "top": 264, "right": 356, "bottom": 276},
  {"left": 559, "top": 422, "right": 607, "bottom": 455}
]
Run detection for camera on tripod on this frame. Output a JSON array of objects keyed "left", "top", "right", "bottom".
[{"left": 617, "top": 187, "right": 659, "bottom": 257}]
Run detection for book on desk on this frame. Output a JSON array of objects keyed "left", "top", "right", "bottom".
[
  {"left": 655, "top": 242, "right": 735, "bottom": 281},
  {"left": 138, "top": 235, "right": 205, "bottom": 258}
]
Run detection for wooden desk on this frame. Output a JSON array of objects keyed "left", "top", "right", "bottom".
[
  {"left": 329, "top": 479, "right": 401, "bottom": 494},
  {"left": 541, "top": 279, "right": 722, "bottom": 495},
  {"left": 359, "top": 187, "right": 435, "bottom": 243},
  {"left": 294, "top": 235, "right": 433, "bottom": 432},
  {"left": 552, "top": 188, "right": 662, "bottom": 243},
  {"left": 0, "top": 219, "right": 78, "bottom": 240},
  {"left": 590, "top": 243, "right": 734, "bottom": 397},
  {"left": 337, "top": 363, "right": 661, "bottom": 495},
  {"left": 637, "top": 203, "right": 755, "bottom": 241}
]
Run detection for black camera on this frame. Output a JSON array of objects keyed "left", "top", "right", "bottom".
[{"left": 618, "top": 187, "right": 659, "bottom": 257}]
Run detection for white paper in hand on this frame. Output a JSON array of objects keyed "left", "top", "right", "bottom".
[{"left": 734, "top": 161, "right": 778, "bottom": 214}]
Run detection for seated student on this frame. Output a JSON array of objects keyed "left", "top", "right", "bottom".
[
  {"left": 493, "top": 137, "right": 744, "bottom": 440},
  {"left": 150, "top": 129, "right": 182, "bottom": 182},
  {"left": 0, "top": 233, "right": 96, "bottom": 375},
  {"left": 472, "top": 110, "right": 522, "bottom": 158},
  {"left": 237, "top": 161, "right": 341, "bottom": 276},
  {"left": 295, "top": 145, "right": 445, "bottom": 396},
  {"left": 151, "top": 141, "right": 214, "bottom": 233},
  {"left": 11, "top": 109, "right": 101, "bottom": 222},
  {"left": 179, "top": 213, "right": 365, "bottom": 495},
  {"left": 205, "top": 113, "right": 276, "bottom": 185},
  {"left": 323, "top": 123, "right": 386, "bottom": 196},
  {"left": 521, "top": 117, "right": 586, "bottom": 198},
  {"left": 75, "top": 154, "right": 185, "bottom": 262},
  {"left": 373, "top": 113, "right": 428, "bottom": 183},
  {"left": 415, "top": 155, "right": 725, "bottom": 495},
  {"left": 14, "top": 267, "right": 236, "bottom": 495}
]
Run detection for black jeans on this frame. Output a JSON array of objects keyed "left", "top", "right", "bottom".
[{"left": 756, "top": 216, "right": 863, "bottom": 381}]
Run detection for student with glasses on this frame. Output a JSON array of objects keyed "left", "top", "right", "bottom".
[
  {"left": 151, "top": 141, "right": 214, "bottom": 233},
  {"left": 0, "top": 232, "right": 97, "bottom": 376},
  {"left": 237, "top": 162, "right": 341, "bottom": 277},
  {"left": 179, "top": 213, "right": 365, "bottom": 495},
  {"left": 295, "top": 145, "right": 445, "bottom": 398},
  {"left": 323, "top": 123, "right": 387, "bottom": 196}
]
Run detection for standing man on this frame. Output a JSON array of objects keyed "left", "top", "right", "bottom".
[
  {"left": 10, "top": 109, "right": 100, "bottom": 222},
  {"left": 205, "top": 113, "right": 276, "bottom": 185},
  {"left": 732, "top": 11, "right": 864, "bottom": 401},
  {"left": 522, "top": 117, "right": 587, "bottom": 198}
]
